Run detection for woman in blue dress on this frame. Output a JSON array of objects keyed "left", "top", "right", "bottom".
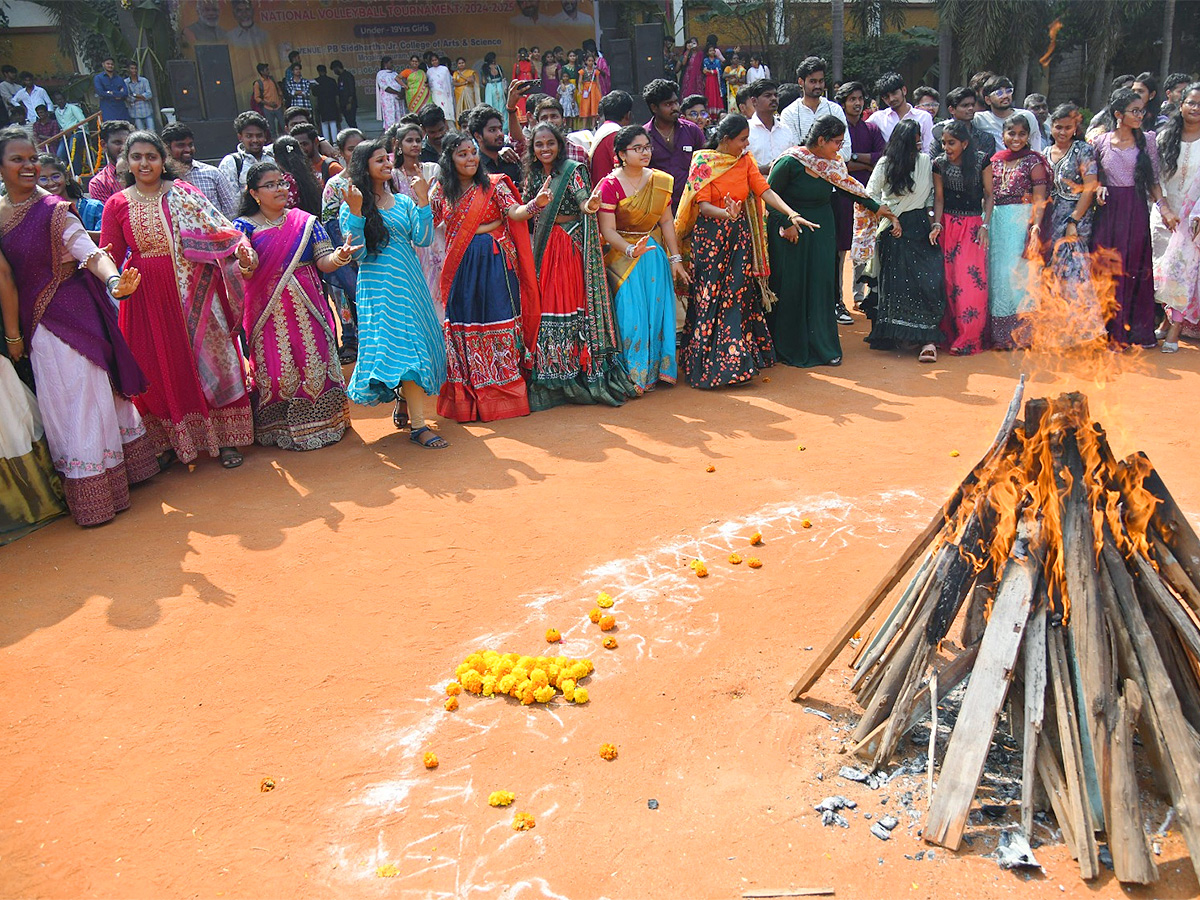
[{"left": 338, "top": 139, "right": 448, "bottom": 449}]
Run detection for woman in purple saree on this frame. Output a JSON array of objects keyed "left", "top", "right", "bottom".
[
  {"left": 0, "top": 127, "right": 158, "bottom": 527},
  {"left": 234, "top": 162, "right": 357, "bottom": 450}
]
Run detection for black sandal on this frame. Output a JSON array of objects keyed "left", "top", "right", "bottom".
[
  {"left": 410, "top": 426, "right": 448, "bottom": 449},
  {"left": 392, "top": 397, "right": 409, "bottom": 430},
  {"left": 219, "top": 447, "right": 244, "bottom": 469}
]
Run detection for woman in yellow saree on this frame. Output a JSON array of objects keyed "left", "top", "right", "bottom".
[
  {"left": 452, "top": 58, "right": 479, "bottom": 120},
  {"left": 597, "top": 125, "right": 690, "bottom": 393},
  {"left": 674, "top": 114, "right": 818, "bottom": 389}
]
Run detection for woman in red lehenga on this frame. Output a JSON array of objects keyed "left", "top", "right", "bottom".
[
  {"left": 431, "top": 132, "right": 546, "bottom": 423},
  {"left": 101, "top": 131, "right": 256, "bottom": 469}
]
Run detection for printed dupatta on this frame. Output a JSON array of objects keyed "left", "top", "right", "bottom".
[
  {"left": 401, "top": 68, "right": 431, "bottom": 112},
  {"left": 779, "top": 145, "right": 881, "bottom": 263},
  {"left": 675, "top": 149, "right": 778, "bottom": 309},
  {"left": 438, "top": 174, "right": 541, "bottom": 359},
  {"left": 166, "top": 182, "right": 250, "bottom": 408},
  {"left": 1155, "top": 163, "right": 1200, "bottom": 314},
  {"left": 602, "top": 170, "right": 673, "bottom": 292}
]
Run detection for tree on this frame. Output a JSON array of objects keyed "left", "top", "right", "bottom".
[
  {"left": 848, "top": 0, "right": 910, "bottom": 39},
  {"left": 1160, "top": 0, "right": 1176, "bottom": 82},
  {"left": 832, "top": 0, "right": 845, "bottom": 82}
]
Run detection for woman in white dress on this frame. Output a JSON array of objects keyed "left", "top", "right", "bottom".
[{"left": 427, "top": 56, "right": 455, "bottom": 120}]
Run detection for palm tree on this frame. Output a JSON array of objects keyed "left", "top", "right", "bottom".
[
  {"left": 832, "top": 0, "right": 846, "bottom": 82},
  {"left": 1160, "top": 0, "right": 1176, "bottom": 82}
]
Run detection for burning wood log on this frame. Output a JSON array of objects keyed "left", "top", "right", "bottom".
[{"left": 791, "top": 389, "right": 1200, "bottom": 885}]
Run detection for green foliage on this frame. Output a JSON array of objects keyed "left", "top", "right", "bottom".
[{"left": 840, "top": 29, "right": 938, "bottom": 90}]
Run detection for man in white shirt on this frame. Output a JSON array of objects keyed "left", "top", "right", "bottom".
[
  {"left": 12, "top": 72, "right": 53, "bottom": 125},
  {"left": 746, "top": 80, "right": 791, "bottom": 172},
  {"left": 779, "top": 56, "right": 851, "bottom": 160},
  {"left": 973, "top": 75, "right": 1044, "bottom": 153},
  {"left": 867, "top": 71, "right": 934, "bottom": 152}
]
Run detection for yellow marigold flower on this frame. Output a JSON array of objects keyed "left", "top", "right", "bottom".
[
  {"left": 535, "top": 656, "right": 550, "bottom": 668},
  {"left": 547, "top": 663, "right": 560, "bottom": 680},
  {"left": 517, "top": 656, "right": 535, "bottom": 671},
  {"left": 511, "top": 666, "right": 530, "bottom": 683},
  {"left": 573, "top": 687, "right": 589, "bottom": 703},
  {"left": 423, "top": 752, "right": 439, "bottom": 769},
  {"left": 729, "top": 553, "right": 742, "bottom": 564},
  {"left": 514, "top": 678, "right": 532, "bottom": 698},
  {"left": 762, "top": 376, "right": 771, "bottom": 383},
  {"left": 562, "top": 685, "right": 575, "bottom": 701},
  {"left": 694, "top": 562, "right": 709, "bottom": 578},
  {"left": 801, "top": 518, "right": 812, "bottom": 528},
  {"left": 545, "top": 627, "right": 561, "bottom": 643},
  {"left": 376, "top": 863, "right": 400, "bottom": 877},
  {"left": 555, "top": 655, "right": 569, "bottom": 667},
  {"left": 568, "top": 662, "right": 588, "bottom": 681},
  {"left": 750, "top": 532, "right": 763, "bottom": 545},
  {"left": 588, "top": 607, "right": 602, "bottom": 623},
  {"left": 482, "top": 650, "right": 500, "bottom": 664},
  {"left": 530, "top": 668, "right": 549, "bottom": 688},
  {"left": 512, "top": 812, "right": 536, "bottom": 831},
  {"left": 455, "top": 662, "right": 471, "bottom": 679},
  {"left": 747, "top": 557, "right": 763, "bottom": 568},
  {"left": 560, "top": 677, "right": 576, "bottom": 695},
  {"left": 603, "top": 636, "right": 618, "bottom": 649},
  {"left": 705, "top": 464, "right": 716, "bottom": 472},
  {"left": 461, "top": 670, "right": 484, "bottom": 694},
  {"left": 481, "top": 674, "right": 497, "bottom": 697},
  {"left": 444, "top": 696, "right": 458, "bottom": 711},
  {"left": 599, "top": 615, "right": 616, "bottom": 632},
  {"left": 504, "top": 652, "right": 521, "bottom": 664},
  {"left": 950, "top": 449, "right": 960, "bottom": 457},
  {"left": 519, "top": 685, "right": 537, "bottom": 705},
  {"left": 534, "top": 685, "right": 556, "bottom": 703},
  {"left": 596, "top": 591, "right": 614, "bottom": 608},
  {"left": 488, "top": 790, "right": 515, "bottom": 807},
  {"left": 496, "top": 658, "right": 515, "bottom": 676},
  {"left": 497, "top": 673, "right": 517, "bottom": 694},
  {"left": 446, "top": 681, "right": 463, "bottom": 696},
  {"left": 580, "top": 658, "right": 595, "bottom": 675},
  {"left": 465, "top": 653, "right": 485, "bottom": 673},
  {"left": 599, "top": 743, "right": 618, "bottom": 760}
]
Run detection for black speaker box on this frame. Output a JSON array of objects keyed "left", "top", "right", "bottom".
[
  {"left": 633, "top": 23, "right": 664, "bottom": 91},
  {"left": 167, "top": 59, "right": 204, "bottom": 120},
  {"left": 194, "top": 44, "right": 239, "bottom": 121},
  {"left": 187, "top": 118, "right": 238, "bottom": 162}
]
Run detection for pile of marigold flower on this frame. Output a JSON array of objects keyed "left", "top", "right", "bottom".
[{"left": 447, "top": 650, "right": 593, "bottom": 705}]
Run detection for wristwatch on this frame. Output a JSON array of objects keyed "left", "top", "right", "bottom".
[{"left": 1065, "top": 216, "right": 1078, "bottom": 226}]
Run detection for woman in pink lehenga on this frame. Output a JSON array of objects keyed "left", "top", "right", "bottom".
[
  {"left": 101, "top": 131, "right": 255, "bottom": 469},
  {"left": 234, "top": 161, "right": 356, "bottom": 450}
]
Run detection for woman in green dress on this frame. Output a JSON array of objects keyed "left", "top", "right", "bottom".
[{"left": 766, "top": 115, "right": 895, "bottom": 366}]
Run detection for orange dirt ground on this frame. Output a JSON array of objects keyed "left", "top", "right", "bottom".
[{"left": 2, "top": 320, "right": 1198, "bottom": 900}]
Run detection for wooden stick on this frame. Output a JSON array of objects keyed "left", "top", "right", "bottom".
[
  {"left": 850, "top": 551, "right": 936, "bottom": 691},
  {"left": 742, "top": 890, "right": 834, "bottom": 899},
  {"left": 789, "top": 376, "right": 1025, "bottom": 701},
  {"left": 1103, "top": 536, "right": 1200, "bottom": 884},
  {"left": 1036, "top": 732, "right": 1080, "bottom": 860},
  {"left": 1021, "top": 605, "right": 1047, "bottom": 840},
  {"left": 1048, "top": 624, "right": 1101, "bottom": 880},
  {"left": 1153, "top": 536, "right": 1200, "bottom": 622},
  {"left": 1142, "top": 457, "right": 1200, "bottom": 588},
  {"left": 1130, "top": 551, "right": 1200, "bottom": 663},
  {"left": 1105, "top": 679, "right": 1159, "bottom": 884},
  {"left": 850, "top": 644, "right": 979, "bottom": 761},
  {"left": 927, "top": 669, "right": 938, "bottom": 803},
  {"left": 924, "top": 523, "right": 1038, "bottom": 850}
]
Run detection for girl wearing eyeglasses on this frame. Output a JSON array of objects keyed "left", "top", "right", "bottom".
[
  {"left": 1091, "top": 87, "right": 1177, "bottom": 348},
  {"left": 36, "top": 154, "right": 103, "bottom": 234}
]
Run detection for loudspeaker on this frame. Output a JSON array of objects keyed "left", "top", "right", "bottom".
[
  {"left": 187, "top": 118, "right": 237, "bottom": 162},
  {"left": 605, "top": 38, "right": 633, "bottom": 92},
  {"left": 598, "top": 0, "right": 620, "bottom": 32},
  {"left": 167, "top": 59, "right": 204, "bottom": 120},
  {"left": 194, "top": 44, "right": 238, "bottom": 120},
  {"left": 633, "top": 22, "right": 664, "bottom": 91}
]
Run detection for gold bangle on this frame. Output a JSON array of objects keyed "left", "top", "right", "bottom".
[{"left": 4, "top": 334, "right": 22, "bottom": 344}]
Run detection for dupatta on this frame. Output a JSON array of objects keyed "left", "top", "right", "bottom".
[
  {"left": 675, "top": 150, "right": 778, "bottom": 309},
  {"left": 168, "top": 182, "right": 250, "bottom": 408},
  {"left": 439, "top": 175, "right": 541, "bottom": 360},
  {"left": 779, "top": 145, "right": 880, "bottom": 263},
  {"left": 1155, "top": 166, "right": 1200, "bottom": 314},
  {"left": 401, "top": 68, "right": 431, "bottom": 111},
  {"left": 602, "top": 170, "right": 672, "bottom": 291},
  {"left": 241, "top": 208, "right": 323, "bottom": 344}
]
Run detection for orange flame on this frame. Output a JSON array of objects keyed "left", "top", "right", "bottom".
[{"left": 1039, "top": 19, "right": 1063, "bottom": 68}]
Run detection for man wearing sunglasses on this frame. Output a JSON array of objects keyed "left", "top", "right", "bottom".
[{"left": 973, "top": 75, "right": 1044, "bottom": 154}]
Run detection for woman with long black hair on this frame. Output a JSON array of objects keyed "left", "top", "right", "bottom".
[
  {"left": 1153, "top": 82, "right": 1200, "bottom": 349},
  {"left": 523, "top": 121, "right": 634, "bottom": 409},
  {"left": 674, "top": 113, "right": 817, "bottom": 389},
  {"left": 863, "top": 118, "right": 946, "bottom": 362},
  {"left": 432, "top": 131, "right": 547, "bottom": 423},
  {"left": 1091, "top": 87, "right": 1176, "bottom": 347},
  {"left": 338, "top": 139, "right": 448, "bottom": 448},
  {"left": 271, "top": 135, "right": 323, "bottom": 216}
]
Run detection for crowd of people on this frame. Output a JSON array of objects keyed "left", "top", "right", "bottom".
[{"left": 1, "top": 38, "right": 1198, "bottom": 544}]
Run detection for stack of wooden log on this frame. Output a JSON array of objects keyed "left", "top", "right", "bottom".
[{"left": 790, "top": 381, "right": 1200, "bottom": 885}]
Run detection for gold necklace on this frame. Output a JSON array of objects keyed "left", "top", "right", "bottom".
[{"left": 132, "top": 184, "right": 165, "bottom": 203}]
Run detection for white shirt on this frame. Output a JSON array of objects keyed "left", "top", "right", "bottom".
[
  {"left": 973, "top": 108, "right": 1045, "bottom": 154},
  {"left": 779, "top": 95, "right": 851, "bottom": 160},
  {"left": 747, "top": 112, "right": 794, "bottom": 168},
  {"left": 867, "top": 105, "right": 935, "bottom": 153},
  {"left": 12, "top": 85, "right": 52, "bottom": 124},
  {"left": 746, "top": 65, "right": 771, "bottom": 83}
]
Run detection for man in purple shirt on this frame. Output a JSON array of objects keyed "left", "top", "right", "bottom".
[
  {"left": 867, "top": 71, "right": 933, "bottom": 153},
  {"left": 642, "top": 78, "right": 704, "bottom": 212},
  {"left": 835, "top": 80, "right": 887, "bottom": 314}
]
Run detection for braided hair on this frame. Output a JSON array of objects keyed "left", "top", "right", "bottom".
[{"left": 1095, "top": 88, "right": 1155, "bottom": 202}]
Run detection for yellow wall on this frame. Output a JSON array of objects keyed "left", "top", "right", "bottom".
[{"left": 0, "top": 29, "right": 77, "bottom": 79}]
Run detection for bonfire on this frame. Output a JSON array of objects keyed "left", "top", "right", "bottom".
[{"left": 792, "top": 379, "right": 1200, "bottom": 885}]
